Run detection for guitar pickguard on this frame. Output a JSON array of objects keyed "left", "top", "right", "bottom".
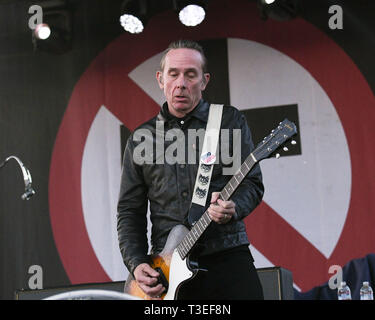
[{"left": 124, "top": 224, "right": 197, "bottom": 300}]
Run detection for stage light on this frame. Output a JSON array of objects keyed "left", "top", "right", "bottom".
[
  {"left": 120, "top": 0, "right": 148, "bottom": 34},
  {"left": 175, "top": 0, "right": 207, "bottom": 27},
  {"left": 257, "top": 0, "right": 299, "bottom": 21},
  {"left": 34, "top": 23, "right": 51, "bottom": 40},
  {"left": 31, "top": 1, "right": 72, "bottom": 54},
  {"left": 32, "top": 10, "right": 72, "bottom": 54},
  {"left": 179, "top": 4, "right": 205, "bottom": 26},
  {"left": 120, "top": 14, "right": 144, "bottom": 33}
]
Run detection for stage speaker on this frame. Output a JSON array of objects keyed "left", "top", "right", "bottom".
[
  {"left": 15, "top": 267, "right": 293, "bottom": 300},
  {"left": 257, "top": 267, "right": 294, "bottom": 300}
]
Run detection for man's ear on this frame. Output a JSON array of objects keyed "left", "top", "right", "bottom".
[
  {"left": 201, "top": 73, "right": 210, "bottom": 91},
  {"left": 156, "top": 71, "right": 164, "bottom": 89}
]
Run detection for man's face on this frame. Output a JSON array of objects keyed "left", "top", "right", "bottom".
[{"left": 156, "top": 48, "right": 210, "bottom": 118}]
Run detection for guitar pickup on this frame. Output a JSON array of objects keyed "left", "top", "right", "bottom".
[{"left": 154, "top": 267, "right": 169, "bottom": 291}]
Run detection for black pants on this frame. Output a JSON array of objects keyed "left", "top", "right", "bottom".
[{"left": 178, "top": 245, "right": 264, "bottom": 300}]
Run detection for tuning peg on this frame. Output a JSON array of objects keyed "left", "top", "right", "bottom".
[
  {"left": 283, "top": 146, "right": 288, "bottom": 152},
  {"left": 291, "top": 140, "right": 297, "bottom": 145},
  {"left": 275, "top": 153, "right": 280, "bottom": 159}
]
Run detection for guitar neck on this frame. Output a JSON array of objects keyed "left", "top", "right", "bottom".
[{"left": 177, "top": 154, "right": 258, "bottom": 259}]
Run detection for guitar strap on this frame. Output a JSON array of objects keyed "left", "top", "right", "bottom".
[{"left": 188, "top": 104, "right": 223, "bottom": 225}]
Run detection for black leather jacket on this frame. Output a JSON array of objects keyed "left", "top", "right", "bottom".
[{"left": 117, "top": 100, "right": 264, "bottom": 275}]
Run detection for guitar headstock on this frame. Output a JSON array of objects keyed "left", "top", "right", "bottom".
[{"left": 252, "top": 119, "right": 298, "bottom": 162}]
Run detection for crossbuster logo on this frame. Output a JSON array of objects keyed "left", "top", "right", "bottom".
[{"left": 49, "top": 1, "right": 375, "bottom": 291}]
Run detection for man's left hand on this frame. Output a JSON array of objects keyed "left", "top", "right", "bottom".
[{"left": 208, "top": 192, "right": 235, "bottom": 224}]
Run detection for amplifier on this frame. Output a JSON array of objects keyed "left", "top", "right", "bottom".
[{"left": 257, "top": 266, "right": 294, "bottom": 300}]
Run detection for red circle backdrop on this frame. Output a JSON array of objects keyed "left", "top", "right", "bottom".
[{"left": 49, "top": 0, "right": 375, "bottom": 290}]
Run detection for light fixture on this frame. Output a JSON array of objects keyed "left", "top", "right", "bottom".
[
  {"left": 120, "top": 0, "right": 149, "bottom": 34},
  {"left": 31, "top": 1, "right": 72, "bottom": 54},
  {"left": 34, "top": 23, "right": 51, "bottom": 40},
  {"left": 179, "top": 4, "right": 205, "bottom": 26},
  {"left": 175, "top": 0, "right": 207, "bottom": 27},
  {"left": 120, "top": 14, "right": 144, "bottom": 33},
  {"left": 257, "top": 0, "right": 299, "bottom": 21}
]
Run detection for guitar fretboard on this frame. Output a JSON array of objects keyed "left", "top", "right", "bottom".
[{"left": 177, "top": 154, "right": 257, "bottom": 259}]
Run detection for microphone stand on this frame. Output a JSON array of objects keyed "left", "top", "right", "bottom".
[{"left": 0, "top": 156, "right": 36, "bottom": 200}]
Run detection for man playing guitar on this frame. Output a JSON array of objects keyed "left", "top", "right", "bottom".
[{"left": 117, "top": 39, "right": 264, "bottom": 300}]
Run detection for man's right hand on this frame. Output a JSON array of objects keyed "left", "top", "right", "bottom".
[{"left": 133, "top": 263, "right": 165, "bottom": 299}]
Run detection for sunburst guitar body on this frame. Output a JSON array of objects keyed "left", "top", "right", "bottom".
[{"left": 124, "top": 225, "right": 198, "bottom": 300}]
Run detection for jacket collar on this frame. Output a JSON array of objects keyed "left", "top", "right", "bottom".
[{"left": 157, "top": 99, "right": 210, "bottom": 123}]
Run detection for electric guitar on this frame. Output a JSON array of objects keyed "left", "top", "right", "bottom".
[{"left": 124, "top": 118, "right": 298, "bottom": 300}]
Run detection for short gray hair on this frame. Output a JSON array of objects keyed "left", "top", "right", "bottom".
[{"left": 159, "top": 39, "right": 208, "bottom": 73}]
